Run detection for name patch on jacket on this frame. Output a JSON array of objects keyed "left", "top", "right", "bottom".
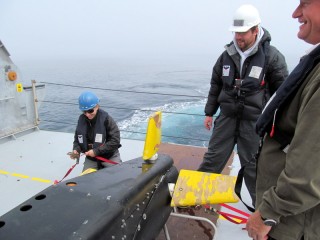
[
  {"left": 222, "top": 65, "right": 230, "bottom": 76},
  {"left": 78, "top": 135, "right": 83, "bottom": 143},
  {"left": 249, "top": 66, "right": 262, "bottom": 79},
  {"left": 95, "top": 134, "right": 103, "bottom": 143}
]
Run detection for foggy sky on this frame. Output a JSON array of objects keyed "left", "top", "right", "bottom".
[{"left": 0, "top": 0, "right": 311, "bottom": 68}]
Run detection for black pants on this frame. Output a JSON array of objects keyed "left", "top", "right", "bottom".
[{"left": 198, "top": 114, "right": 259, "bottom": 205}]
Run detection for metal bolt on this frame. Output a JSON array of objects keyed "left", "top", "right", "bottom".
[{"left": 82, "top": 220, "right": 89, "bottom": 225}]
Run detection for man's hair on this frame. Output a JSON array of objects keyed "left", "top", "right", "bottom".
[{"left": 250, "top": 25, "right": 258, "bottom": 32}]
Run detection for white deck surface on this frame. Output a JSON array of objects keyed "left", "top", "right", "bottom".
[
  {"left": 214, "top": 154, "right": 252, "bottom": 240},
  {"left": 0, "top": 129, "right": 145, "bottom": 216},
  {"left": 0, "top": 129, "right": 252, "bottom": 240}
]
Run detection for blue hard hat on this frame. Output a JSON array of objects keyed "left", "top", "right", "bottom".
[{"left": 78, "top": 91, "right": 99, "bottom": 111}]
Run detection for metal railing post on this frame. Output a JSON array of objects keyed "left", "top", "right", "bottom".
[{"left": 31, "top": 80, "right": 40, "bottom": 126}]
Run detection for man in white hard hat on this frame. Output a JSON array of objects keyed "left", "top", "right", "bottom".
[{"left": 197, "top": 4, "right": 288, "bottom": 205}]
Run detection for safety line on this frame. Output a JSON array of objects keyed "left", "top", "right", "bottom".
[
  {"left": 40, "top": 81, "right": 206, "bottom": 98},
  {"left": 0, "top": 169, "right": 52, "bottom": 184},
  {"left": 41, "top": 100, "right": 205, "bottom": 117}
]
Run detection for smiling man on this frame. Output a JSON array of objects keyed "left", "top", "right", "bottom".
[
  {"left": 246, "top": 0, "right": 320, "bottom": 239},
  {"left": 70, "top": 91, "right": 122, "bottom": 172},
  {"left": 197, "top": 4, "right": 288, "bottom": 206}
]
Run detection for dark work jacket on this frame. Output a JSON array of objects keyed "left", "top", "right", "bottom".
[
  {"left": 205, "top": 28, "right": 288, "bottom": 121},
  {"left": 218, "top": 43, "right": 267, "bottom": 120},
  {"left": 73, "top": 109, "right": 121, "bottom": 161}
]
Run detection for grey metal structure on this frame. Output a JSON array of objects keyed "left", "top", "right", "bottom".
[{"left": 0, "top": 40, "right": 45, "bottom": 140}]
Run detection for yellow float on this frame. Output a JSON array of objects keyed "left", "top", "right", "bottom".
[
  {"left": 142, "top": 111, "right": 162, "bottom": 160},
  {"left": 171, "top": 169, "right": 239, "bottom": 207}
]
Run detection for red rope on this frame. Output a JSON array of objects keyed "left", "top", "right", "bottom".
[
  {"left": 54, "top": 155, "right": 118, "bottom": 185},
  {"left": 95, "top": 156, "right": 118, "bottom": 165},
  {"left": 203, "top": 203, "right": 250, "bottom": 225},
  {"left": 216, "top": 210, "right": 248, "bottom": 224},
  {"left": 220, "top": 203, "right": 251, "bottom": 217},
  {"left": 54, "top": 162, "right": 78, "bottom": 184}
]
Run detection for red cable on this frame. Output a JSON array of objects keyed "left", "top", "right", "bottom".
[
  {"left": 95, "top": 156, "right": 118, "bottom": 165},
  {"left": 203, "top": 203, "right": 250, "bottom": 225},
  {"left": 220, "top": 203, "right": 251, "bottom": 217},
  {"left": 216, "top": 210, "right": 248, "bottom": 224},
  {"left": 54, "top": 154, "right": 118, "bottom": 185},
  {"left": 54, "top": 162, "right": 78, "bottom": 184}
]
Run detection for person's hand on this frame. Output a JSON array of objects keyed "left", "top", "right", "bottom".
[
  {"left": 204, "top": 116, "right": 213, "bottom": 130},
  {"left": 246, "top": 210, "right": 271, "bottom": 240},
  {"left": 85, "top": 149, "right": 96, "bottom": 157},
  {"left": 68, "top": 150, "right": 80, "bottom": 160}
]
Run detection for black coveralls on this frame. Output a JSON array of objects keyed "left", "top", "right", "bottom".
[{"left": 198, "top": 28, "right": 288, "bottom": 204}]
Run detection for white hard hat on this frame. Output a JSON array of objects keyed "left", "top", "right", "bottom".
[{"left": 229, "top": 4, "right": 261, "bottom": 32}]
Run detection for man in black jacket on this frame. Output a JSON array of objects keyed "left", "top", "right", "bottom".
[
  {"left": 70, "top": 91, "right": 121, "bottom": 172},
  {"left": 197, "top": 4, "right": 288, "bottom": 204}
]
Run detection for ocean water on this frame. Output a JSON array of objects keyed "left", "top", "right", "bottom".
[{"left": 17, "top": 56, "right": 214, "bottom": 147}]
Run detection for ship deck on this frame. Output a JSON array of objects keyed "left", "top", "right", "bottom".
[{"left": 0, "top": 128, "right": 251, "bottom": 239}]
